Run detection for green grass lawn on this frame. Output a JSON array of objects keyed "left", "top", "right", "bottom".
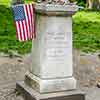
[
  {"left": 73, "top": 10, "right": 100, "bottom": 52},
  {"left": 0, "top": 1, "right": 100, "bottom": 54}
]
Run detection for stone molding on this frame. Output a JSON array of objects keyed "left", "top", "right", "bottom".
[{"left": 35, "top": 3, "right": 78, "bottom": 16}]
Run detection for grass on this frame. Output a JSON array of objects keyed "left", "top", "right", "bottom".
[
  {"left": 0, "top": 0, "right": 10, "bottom": 6},
  {"left": 73, "top": 10, "right": 100, "bottom": 52},
  {"left": 0, "top": 1, "right": 100, "bottom": 54}
]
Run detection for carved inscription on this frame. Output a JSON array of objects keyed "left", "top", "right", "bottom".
[{"left": 45, "top": 32, "right": 70, "bottom": 62}]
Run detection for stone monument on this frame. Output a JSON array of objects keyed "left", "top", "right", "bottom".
[{"left": 17, "top": 0, "right": 85, "bottom": 100}]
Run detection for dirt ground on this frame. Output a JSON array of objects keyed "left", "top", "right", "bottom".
[
  {"left": 0, "top": 50, "right": 100, "bottom": 100},
  {"left": 0, "top": 53, "right": 30, "bottom": 100}
]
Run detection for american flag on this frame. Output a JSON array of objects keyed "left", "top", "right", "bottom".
[{"left": 12, "top": 3, "right": 35, "bottom": 41}]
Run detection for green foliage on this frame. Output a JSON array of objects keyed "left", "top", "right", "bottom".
[
  {"left": 71, "top": 0, "right": 86, "bottom": 6},
  {"left": 0, "top": 5, "right": 32, "bottom": 54},
  {"left": 73, "top": 10, "right": 100, "bottom": 53},
  {"left": 77, "top": 0, "right": 86, "bottom": 6},
  {"left": 0, "top": 0, "right": 33, "bottom": 6},
  {"left": 0, "top": 1, "right": 100, "bottom": 54},
  {"left": 0, "top": 0, "right": 10, "bottom": 6}
]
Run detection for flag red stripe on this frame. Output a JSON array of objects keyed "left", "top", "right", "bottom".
[
  {"left": 24, "top": 21, "right": 28, "bottom": 40},
  {"left": 16, "top": 22, "right": 21, "bottom": 41},
  {"left": 24, "top": 5, "right": 30, "bottom": 40},
  {"left": 25, "top": 4, "right": 31, "bottom": 39},
  {"left": 14, "top": 21, "right": 18, "bottom": 39},
  {"left": 27, "top": 4, "right": 32, "bottom": 39},
  {"left": 23, "top": 20, "right": 28, "bottom": 40},
  {"left": 29, "top": 4, "right": 33, "bottom": 39},
  {"left": 17, "top": 21, "right": 22, "bottom": 41},
  {"left": 19, "top": 21, "right": 24, "bottom": 41},
  {"left": 28, "top": 4, "right": 32, "bottom": 34},
  {"left": 22, "top": 21, "right": 26, "bottom": 41}
]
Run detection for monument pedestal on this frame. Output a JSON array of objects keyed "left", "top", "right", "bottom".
[
  {"left": 25, "top": 72, "right": 76, "bottom": 93},
  {"left": 16, "top": 81, "right": 85, "bottom": 100},
  {"left": 16, "top": 3, "right": 85, "bottom": 100}
]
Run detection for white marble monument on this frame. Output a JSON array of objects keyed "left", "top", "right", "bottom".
[
  {"left": 17, "top": 1, "right": 85, "bottom": 100},
  {"left": 25, "top": 3, "right": 78, "bottom": 93}
]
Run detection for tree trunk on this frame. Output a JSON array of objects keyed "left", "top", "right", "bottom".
[
  {"left": 86, "top": 0, "right": 100, "bottom": 9},
  {"left": 92, "top": 0, "right": 100, "bottom": 9},
  {"left": 86, "top": 0, "right": 93, "bottom": 9}
]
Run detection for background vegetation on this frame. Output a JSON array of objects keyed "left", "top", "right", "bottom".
[{"left": 0, "top": 0, "right": 100, "bottom": 54}]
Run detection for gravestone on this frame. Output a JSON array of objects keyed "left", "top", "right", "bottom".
[{"left": 16, "top": 1, "right": 85, "bottom": 100}]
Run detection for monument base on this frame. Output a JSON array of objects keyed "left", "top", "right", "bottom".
[
  {"left": 25, "top": 72, "right": 77, "bottom": 93},
  {"left": 16, "top": 81, "right": 85, "bottom": 100}
]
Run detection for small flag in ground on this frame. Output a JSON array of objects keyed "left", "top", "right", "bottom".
[{"left": 12, "top": 3, "right": 35, "bottom": 41}]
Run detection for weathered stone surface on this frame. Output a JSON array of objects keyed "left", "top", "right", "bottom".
[
  {"left": 25, "top": 72, "right": 76, "bottom": 93},
  {"left": 29, "top": 3, "right": 78, "bottom": 93},
  {"left": 0, "top": 83, "right": 23, "bottom": 100},
  {"left": 0, "top": 55, "right": 31, "bottom": 100},
  {"left": 16, "top": 81, "right": 85, "bottom": 100},
  {"left": 35, "top": 3, "right": 78, "bottom": 16},
  {"left": 73, "top": 50, "right": 100, "bottom": 87},
  {"left": 0, "top": 56, "right": 30, "bottom": 85}
]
